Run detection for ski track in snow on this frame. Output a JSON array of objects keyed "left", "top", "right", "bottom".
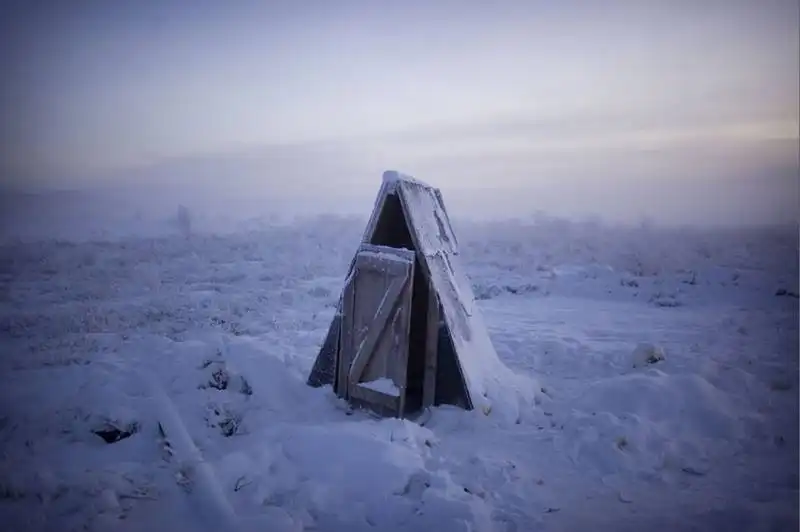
[{"left": 0, "top": 216, "right": 797, "bottom": 532}]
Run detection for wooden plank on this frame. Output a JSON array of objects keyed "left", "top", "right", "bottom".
[
  {"left": 395, "top": 264, "right": 414, "bottom": 417},
  {"left": 350, "top": 383, "right": 400, "bottom": 412},
  {"left": 394, "top": 184, "right": 442, "bottom": 413},
  {"left": 395, "top": 184, "right": 434, "bottom": 286},
  {"left": 396, "top": 181, "right": 474, "bottom": 410},
  {"left": 307, "top": 311, "right": 341, "bottom": 388},
  {"left": 337, "top": 270, "right": 357, "bottom": 399},
  {"left": 348, "top": 273, "right": 408, "bottom": 384},
  {"left": 329, "top": 314, "right": 342, "bottom": 394},
  {"left": 433, "top": 187, "right": 458, "bottom": 248},
  {"left": 422, "top": 281, "right": 439, "bottom": 409}
]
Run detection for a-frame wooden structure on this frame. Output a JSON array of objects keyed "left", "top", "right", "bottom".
[{"left": 307, "top": 171, "right": 514, "bottom": 418}]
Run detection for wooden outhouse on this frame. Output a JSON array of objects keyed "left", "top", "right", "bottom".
[{"left": 307, "top": 171, "right": 514, "bottom": 418}]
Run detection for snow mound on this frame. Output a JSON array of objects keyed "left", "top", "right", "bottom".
[
  {"left": 561, "top": 371, "right": 749, "bottom": 483},
  {"left": 215, "top": 420, "right": 489, "bottom": 532}
]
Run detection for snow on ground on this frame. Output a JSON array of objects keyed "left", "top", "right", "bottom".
[{"left": 0, "top": 213, "right": 797, "bottom": 531}]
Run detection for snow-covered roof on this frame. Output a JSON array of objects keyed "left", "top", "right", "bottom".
[{"left": 381, "top": 170, "right": 430, "bottom": 188}]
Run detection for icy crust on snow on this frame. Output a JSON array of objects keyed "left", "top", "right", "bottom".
[{"left": 398, "top": 179, "right": 537, "bottom": 421}]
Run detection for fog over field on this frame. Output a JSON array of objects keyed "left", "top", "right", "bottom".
[
  {"left": 1, "top": 1, "right": 797, "bottom": 231},
  {"left": 0, "top": 2, "right": 798, "bottom": 531}
]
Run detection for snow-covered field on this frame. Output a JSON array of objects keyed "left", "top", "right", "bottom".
[{"left": 1, "top": 211, "right": 797, "bottom": 531}]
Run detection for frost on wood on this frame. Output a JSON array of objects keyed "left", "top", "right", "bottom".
[
  {"left": 398, "top": 180, "right": 459, "bottom": 257},
  {"left": 309, "top": 172, "right": 539, "bottom": 421},
  {"left": 381, "top": 170, "right": 429, "bottom": 188},
  {"left": 359, "top": 248, "right": 415, "bottom": 265},
  {"left": 395, "top": 178, "right": 537, "bottom": 421}
]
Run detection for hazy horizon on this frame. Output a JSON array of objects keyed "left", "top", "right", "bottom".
[{"left": 1, "top": 0, "right": 797, "bottom": 226}]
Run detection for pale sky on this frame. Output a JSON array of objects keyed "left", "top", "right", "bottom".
[{"left": 1, "top": 0, "right": 798, "bottom": 224}]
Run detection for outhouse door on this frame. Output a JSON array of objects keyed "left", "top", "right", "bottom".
[{"left": 338, "top": 244, "right": 415, "bottom": 417}]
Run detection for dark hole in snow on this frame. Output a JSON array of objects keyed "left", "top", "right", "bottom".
[
  {"left": 239, "top": 377, "right": 253, "bottom": 396},
  {"left": 92, "top": 423, "right": 137, "bottom": 444},
  {"left": 681, "top": 466, "right": 706, "bottom": 477},
  {"left": 209, "top": 367, "right": 229, "bottom": 390},
  {"left": 775, "top": 288, "right": 799, "bottom": 299},
  {"left": 219, "top": 419, "right": 237, "bottom": 437}
]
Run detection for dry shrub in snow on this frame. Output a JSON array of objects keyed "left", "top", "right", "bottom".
[{"left": 177, "top": 205, "right": 192, "bottom": 238}]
